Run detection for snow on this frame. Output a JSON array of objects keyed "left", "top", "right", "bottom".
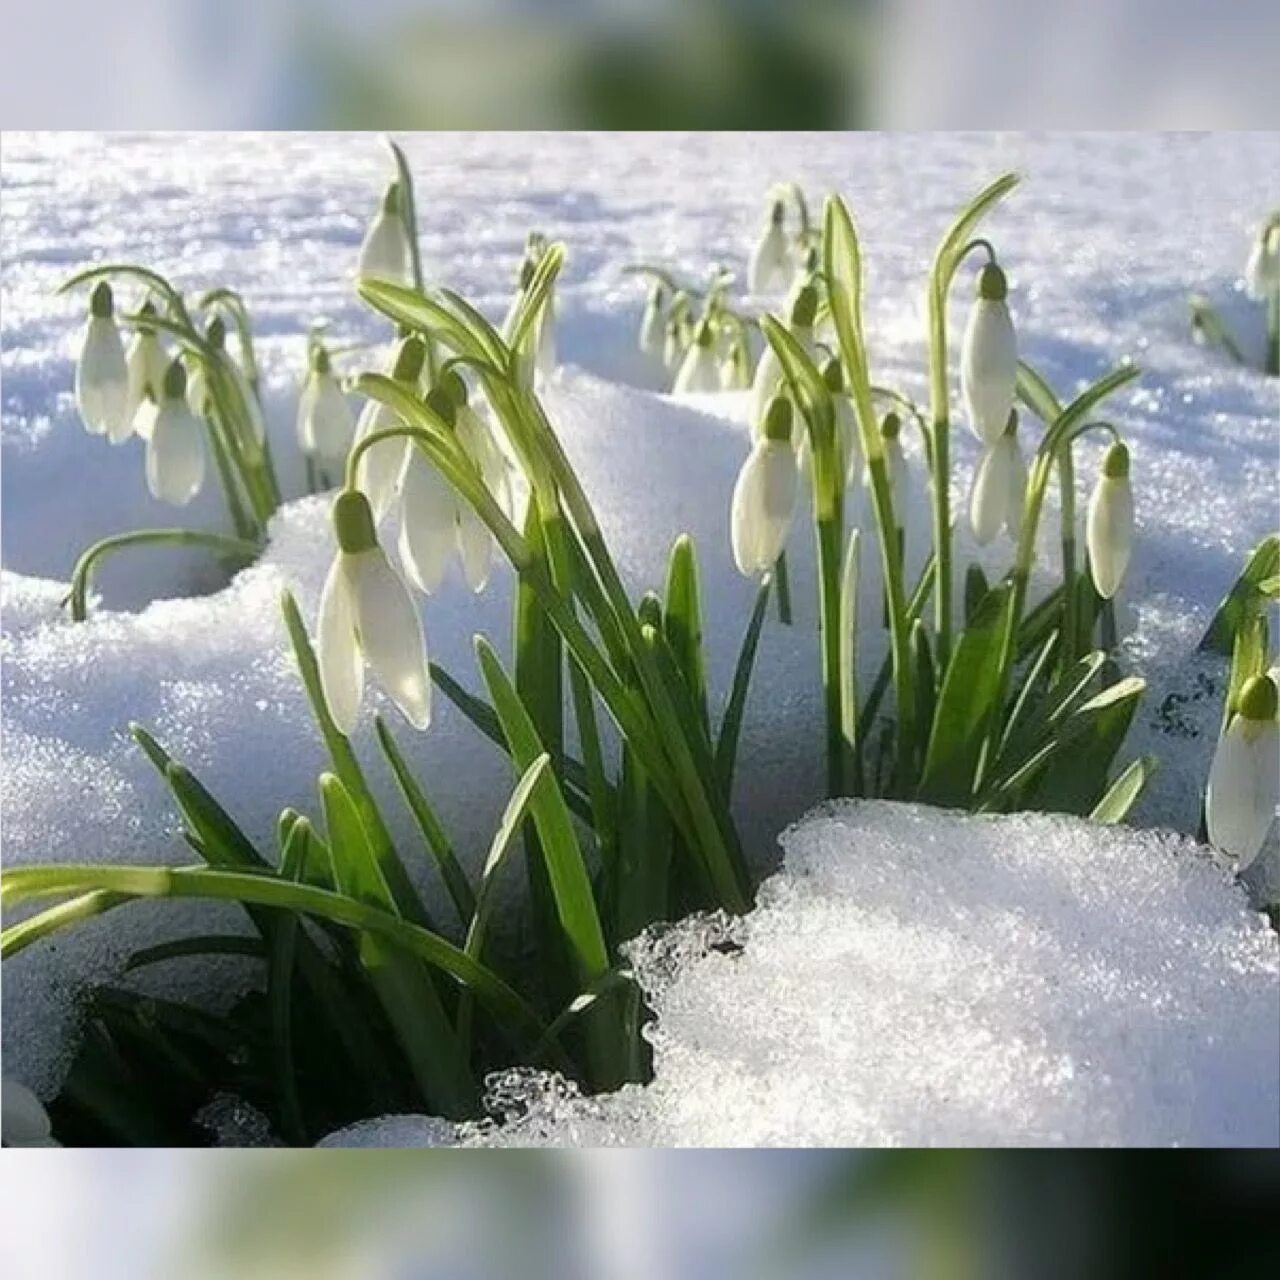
[
  {"left": 359, "top": 802, "right": 1276, "bottom": 1148},
  {"left": 3, "top": 132, "right": 1279, "bottom": 1122}
]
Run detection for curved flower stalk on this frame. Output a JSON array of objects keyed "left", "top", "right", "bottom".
[
  {"left": 183, "top": 315, "right": 224, "bottom": 420},
  {"left": 748, "top": 197, "right": 792, "bottom": 294},
  {"left": 1244, "top": 218, "right": 1280, "bottom": 301},
  {"left": 969, "top": 411, "right": 1026, "bottom": 545},
  {"left": 355, "top": 336, "right": 427, "bottom": 520},
  {"left": 1206, "top": 674, "right": 1280, "bottom": 870},
  {"left": 124, "top": 300, "right": 170, "bottom": 442},
  {"left": 296, "top": 341, "right": 355, "bottom": 471},
  {"left": 1086, "top": 442, "right": 1134, "bottom": 599},
  {"left": 75, "top": 281, "right": 129, "bottom": 439},
  {"left": 750, "top": 283, "right": 818, "bottom": 430},
  {"left": 318, "top": 487, "right": 431, "bottom": 735},
  {"left": 672, "top": 317, "right": 721, "bottom": 393},
  {"left": 146, "top": 360, "right": 206, "bottom": 506},
  {"left": 731, "top": 396, "right": 799, "bottom": 575},
  {"left": 720, "top": 334, "right": 753, "bottom": 390},
  {"left": 960, "top": 262, "right": 1018, "bottom": 446},
  {"left": 502, "top": 233, "right": 558, "bottom": 388},
  {"left": 357, "top": 181, "right": 413, "bottom": 285}
]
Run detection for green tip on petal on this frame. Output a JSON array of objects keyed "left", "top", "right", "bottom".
[
  {"left": 519, "top": 258, "right": 536, "bottom": 290},
  {"left": 695, "top": 318, "right": 714, "bottom": 347},
  {"left": 762, "top": 395, "right": 793, "bottom": 443},
  {"left": 1238, "top": 674, "right": 1279, "bottom": 722},
  {"left": 1003, "top": 409, "right": 1019, "bottom": 438},
  {"left": 821, "top": 357, "right": 844, "bottom": 392},
  {"left": 790, "top": 285, "right": 819, "bottom": 329},
  {"left": 424, "top": 385, "right": 456, "bottom": 425},
  {"left": 381, "top": 181, "right": 401, "bottom": 217},
  {"left": 1102, "top": 441, "right": 1130, "bottom": 479},
  {"left": 978, "top": 262, "right": 1008, "bottom": 302},
  {"left": 439, "top": 369, "right": 467, "bottom": 406},
  {"left": 881, "top": 411, "right": 901, "bottom": 440},
  {"left": 89, "top": 281, "right": 113, "bottom": 318},
  {"left": 638, "top": 591, "right": 663, "bottom": 629},
  {"left": 162, "top": 358, "right": 187, "bottom": 401},
  {"left": 333, "top": 489, "right": 378, "bottom": 554},
  {"left": 392, "top": 336, "right": 426, "bottom": 384},
  {"left": 206, "top": 315, "right": 227, "bottom": 348},
  {"left": 769, "top": 200, "right": 786, "bottom": 226},
  {"left": 311, "top": 344, "right": 332, "bottom": 375}
]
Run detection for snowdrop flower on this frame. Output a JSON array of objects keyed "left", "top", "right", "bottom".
[
  {"left": 355, "top": 336, "right": 426, "bottom": 520},
  {"left": 319, "top": 488, "right": 431, "bottom": 735},
  {"left": 1086, "top": 441, "right": 1134, "bottom": 599},
  {"left": 639, "top": 282, "right": 666, "bottom": 358},
  {"left": 146, "top": 359, "right": 206, "bottom": 506},
  {"left": 184, "top": 316, "right": 225, "bottom": 421},
  {"left": 880, "top": 412, "right": 911, "bottom": 531},
  {"left": 969, "top": 411, "right": 1027, "bottom": 545},
  {"left": 960, "top": 262, "right": 1018, "bottom": 447},
  {"left": 357, "top": 181, "right": 412, "bottom": 284},
  {"left": 124, "top": 301, "right": 170, "bottom": 442},
  {"left": 1206, "top": 674, "right": 1280, "bottom": 870},
  {"left": 731, "top": 396, "right": 799, "bottom": 576},
  {"left": 750, "top": 284, "right": 818, "bottom": 430},
  {"left": 821, "top": 356, "right": 861, "bottom": 488},
  {"left": 74, "top": 281, "right": 129, "bottom": 439},
  {"left": 673, "top": 318, "right": 721, "bottom": 393},
  {"left": 720, "top": 336, "right": 752, "bottom": 391},
  {"left": 662, "top": 294, "right": 692, "bottom": 374},
  {"left": 1243, "top": 221, "right": 1279, "bottom": 301},
  {"left": 297, "top": 343, "right": 355, "bottom": 469},
  {"left": 1, "top": 1077, "right": 58, "bottom": 1147},
  {"left": 748, "top": 199, "right": 791, "bottom": 295}
]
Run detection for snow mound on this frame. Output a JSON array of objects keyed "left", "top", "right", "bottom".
[{"left": 445, "top": 802, "right": 1278, "bottom": 1148}]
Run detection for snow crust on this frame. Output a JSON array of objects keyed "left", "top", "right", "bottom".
[{"left": 334, "top": 802, "right": 1278, "bottom": 1148}]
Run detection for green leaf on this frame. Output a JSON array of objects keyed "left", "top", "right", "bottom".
[
  {"left": 1199, "top": 534, "right": 1280, "bottom": 655},
  {"left": 1090, "top": 755, "right": 1159, "bottom": 824},
  {"left": 356, "top": 278, "right": 496, "bottom": 366},
  {"left": 507, "top": 243, "right": 565, "bottom": 378},
  {"left": 963, "top": 563, "right": 990, "bottom": 624},
  {"left": 715, "top": 576, "right": 773, "bottom": 796},
  {"left": 268, "top": 815, "right": 310, "bottom": 1143},
  {"left": 918, "top": 582, "right": 1013, "bottom": 807},
  {"left": 123, "top": 935, "right": 264, "bottom": 971},
  {"left": 663, "top": 534, "right": 710, "bottom": 735}
]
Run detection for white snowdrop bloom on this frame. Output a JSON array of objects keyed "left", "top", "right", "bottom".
[
  {"left": 297, "top": 344, "right": 355, "bottom": 468},
  {"left": 1206, "top": 674, "right": 1280, "bottom": 870},
  {"left": 398, "top": 443, "right": 458, "bottom": 595},
  {"left": 749, "top": 284, "right": 818, "bottom": 430},
  {"left": 748, "top": 200, "right": 791, "bottom": 295},
  {"left": 639, "top": 283, "right": 666, "bottom": 357},
  {"left": 145, "top": 360, "right": 206, "bottom": 507},
  {"left": 319, "top": 489, "right": 431, "bottom": 735},
  {"left": 969, "top": 412, "right": 1025, "bottom": 545},
  {"left": 454, "top": 387, "right": 509, "bottom": 591},
  {"left": 731, "top": 397, "right": 799, "bottom": 576},
  {"left": 1, "top": 1077, "right": 58, "bottom": 1147},
  {"left": 124, "top": 302, "right": 170, "bottom": 442},
  {"left": 960, "top": 262, "right": 1018, "bottom": 447},
  {"left": 673, "top": 319, "right": 721, "bottom": 393},
  {"left": 821, "top": 357, "right": 861, "bottom": 488},
  {"left": 74, "top": 281, "right": 129, "bottom": 438},
  {"left": 881, "top": 413, "right": 911, "bottom": 531},
  {"left": 1086, "top": 441, "right": 1134, "bottom": 599},
  {"left": 1243, "top": 222, "right": 1279, "bottom": 301},
  {"left": 357, "top": 181, "right": 412, "bottom": 284},
  {"left": 355, "top": 337, "right": 426, "bottom": 520},
  {"left": 720, "top": 337, "right": 752, "bottom": 391},
  {"left": 184, "top": 315, "right": 226, "bottom": 422}
]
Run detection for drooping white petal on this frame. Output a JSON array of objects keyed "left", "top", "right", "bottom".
[
  {"left": 673, "top": 341, "right": 721, "bottom": 393},
  {"left": 317, "top": 554, "right": 363, "bottom": 735},
  {"left": 1206, "top": 718, "right": 1280, "bottom": 869},
  {"left": 834, "top": 395, "right": 861, "bottom": 488},
  {"left": 124, "top": 331, "right": 168, "bottom": 442},
  {"left": 146, "top": 402, "right": 206, "bottom": 506},
  {"left": 960, "top": 299, "right": 1018, "bottom": 446},
  {"left": 748, "top": 223, "right": 792, "bottom": 295},
  {"left": 1243, "top": 230, "right": 1278, "bottom": 301},
  {"left": 301, "top": 371, "right": 355, "bottom": 465},
  {"left": 398, "top": 449, "right": 457, "bottom": 594},
  {"left": 355, "top": 400, "right": 408, "bottom": 520},
  {"left": 731, "top": 439, "right": 798, "bottom": 576},
  {"left": 969, "top": 442, "right": 1012, "bottom": 546},
  {"left": 639, "top": 298, "right": 665, "bottom": 357},
  {"left": 1087, "top": 475, "right": 1134, "bottom": 599},
  {"left": 186, "top": 359, "right": 210, "bottom": 418},
  {"left": 75, "top": 315, "right": 129, "bottom": 437},
  {"left": 1006, "top": 435, "right": 1028, "bottom": 537},
  {"left": 347, "top": 549, "right": 431, "bottom": 730},
  {"left": 357, "top": 211, "right": 411, "bottom": 283}
]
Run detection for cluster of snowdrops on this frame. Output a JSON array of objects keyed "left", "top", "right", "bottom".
[{"left": 5, "top": 147, "right": 1276, "bottom": 1146}]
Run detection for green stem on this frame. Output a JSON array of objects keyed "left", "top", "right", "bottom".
[
  {"left": 66, "top": 530, "right": 260, "bottom": 621},
  {"left": 1267, "top": 280, "right": 1279, "bottom": 377},
  {"left": 774, "top": 550, "right": 793, "bottom": 624},
  {"left": 1058, "top": 446, "right": 1078, "bottom": 669}
]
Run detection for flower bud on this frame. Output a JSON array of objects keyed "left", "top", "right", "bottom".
[
  {"left": 731, "top": 398, "right": 799, "bottom": 576},
  {"left": 145, "top": 358, "right": 206, "bottom": 506},
  {"left": 1086, "top": 441, "right": 1134, "bottom": 599},
  {"left": 297, "top": 343, "right": 355, "bottom": 467},
  {"left": 748, "top": 199, "right": 792, "bottom": 295},
  {"left": 960, "top": 262, "right": 1018, "bottom": 447},
  {"left": 1243, "top": 221, "right": 1280, "bottom": 301},
  {"left": 1206, "top": 674, "right": 1280, "bottom": 869},
  {"left": 357, "top": 181, "right": 412, "bottom": 284},
  {"left": 673, "top": 318, "right": 721, "bottom": 393},
  {"left": 74, "top": 282, "right": 129, "bottom": 439}
]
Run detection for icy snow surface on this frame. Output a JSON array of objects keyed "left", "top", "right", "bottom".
[
  {"left": 340, "top": 803, "right": 1277, "bottom": 1148},
  {"left": 3, "top": 132, "right": 1279, "bottom": 1105}
]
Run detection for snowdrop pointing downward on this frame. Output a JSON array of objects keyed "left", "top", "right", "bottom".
[
  {"left": 673, "top": 318, "right": 721, "bottom": 393},
  {"left": 731, "top": 396, "right": 799, "bottom": 576},
  {"left": 960, "top": 262, "right": 1018, "bottom": 446},
  {"left": 748, "top": 199, "right": 791, "bottom": 295},
  {"left": 1243, "top": 221, "right": 1279, "bottom": 301},
  {"left": 357, "top": 181, "right": 412, "bottom": 284},
  {"left": 319, "top": 489, "right": 431, "bottom": 736},
  {"left": 1206, "top": 674, "right": 1280, "bottom": 870},
  {"left": 75, "top": 281, "right": 129, "bottom": 439},
  {"left": 355, "top": 336, "right": 426, "bottom": 520},
  {"left": 1086, "top": 441, "right": 1134, "bottom": 599},
  {"left": 750, "top": 284, "right": 818, "bottom": 430},
  {"left": 124, "top": 301, "right": 170, "bottom": 443},
  {"left": 969, "top": 411, "right": 1026, "bottom": 545},
  {"left": 146, "top": 360, "right": 206, "bottom": 506},
  {"left": 297, "top": 343, "right": 355, "bottom": 468},
  {"left": 639, "top": 282, "right": 666, "bottom": 357}
]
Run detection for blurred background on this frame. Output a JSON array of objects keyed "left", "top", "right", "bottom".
[
  {"left": 2, "top": 1149, "right": 1279, "bottom": 1279},
  {"left": 0, "top": 0, "right": 1278, "bottom": 128}
]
